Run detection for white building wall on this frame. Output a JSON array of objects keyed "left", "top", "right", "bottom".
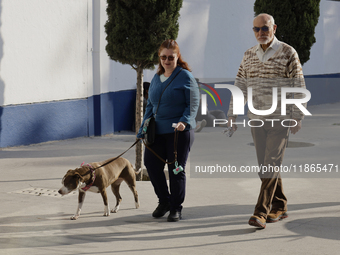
[{"left": 0, "top": 0, "right": 89, "bottom": 106}]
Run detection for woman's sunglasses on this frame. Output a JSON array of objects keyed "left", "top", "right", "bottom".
[
  {"left": 252, "top": 26, "right": 270, "bottom": 32},
  {"left": 160, "top": 55, "right": 175, "bottom": 61}
]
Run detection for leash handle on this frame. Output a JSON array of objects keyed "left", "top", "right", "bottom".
[{"left": 143, "top": 130, "right": 179, "bottom": 165}]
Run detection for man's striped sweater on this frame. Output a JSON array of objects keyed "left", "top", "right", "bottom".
[{"left": 227, "top": 40, "right": 306, "bottom": 121}]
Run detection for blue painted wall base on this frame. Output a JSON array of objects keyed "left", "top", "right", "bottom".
[
  {"left": 88, "top": 90, "right": 136, "bottom": 137},
  {"left": 0, "top": 89, "right": 136, "bottom": 148}
]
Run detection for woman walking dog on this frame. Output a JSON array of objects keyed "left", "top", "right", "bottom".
[{"left": 137, "top": 39, "right": 199, "bottom": 222}]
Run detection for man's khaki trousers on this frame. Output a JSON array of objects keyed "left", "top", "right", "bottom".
[{"left": 251, "top": 120, "right": 289, "bottom": 219}]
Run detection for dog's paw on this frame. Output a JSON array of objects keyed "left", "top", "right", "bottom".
[
  {"left": 135, "top": 202, "right": 140, "bottom": 209},
  {"left": 104, "top": 205, "right": 111, "bottom": 216},
  {"left": 112, "top": 205, "right": 120, "bottom": 213},
  {"left": 103, "top": 209, "right": 110, "bottom": 216},
  {"left": 70, "top": 215, "right": 79, "bottom": 220}
]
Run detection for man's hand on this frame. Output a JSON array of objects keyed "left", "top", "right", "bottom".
[
  {"left": 290, "top": 119, "right": 301, "bottom": 134},
  {"left": 228, "top": 117, "right": 238, "bottom": 131}
]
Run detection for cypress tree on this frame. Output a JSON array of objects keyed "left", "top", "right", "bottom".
[
  {"left": 254, "top": 0, "right": 320, "bottom": 65},
  {"left": 105, "top": 0, "right": 183, "bottom": 179}
]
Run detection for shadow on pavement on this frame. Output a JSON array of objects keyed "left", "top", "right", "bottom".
[{"left": 1, "top": 201, "right": 339, "bottom": 249}]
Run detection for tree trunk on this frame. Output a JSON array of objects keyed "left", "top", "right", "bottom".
[{"left": 135, "top": 65, "right": 144, "bottom": 181}]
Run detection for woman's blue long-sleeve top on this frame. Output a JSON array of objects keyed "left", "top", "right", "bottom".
[{"left": 137, "top": 66, "right": 200, "bottom": 138}]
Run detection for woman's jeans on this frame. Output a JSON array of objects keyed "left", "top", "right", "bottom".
[{"left": 144, "top": 129, "right": 194, "bottom": 212}]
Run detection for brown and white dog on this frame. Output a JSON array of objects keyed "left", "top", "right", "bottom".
[{"left": 59, "top": 157, "right": 141, "bottom": 220}]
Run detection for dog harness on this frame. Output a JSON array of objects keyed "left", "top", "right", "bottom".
[{"left": 80, "top": 163, "right": 96, "bottom": 191}]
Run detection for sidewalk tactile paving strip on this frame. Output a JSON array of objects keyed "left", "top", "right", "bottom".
[{"left": 9, "top": 188, "right": 77, "bottom": 198}]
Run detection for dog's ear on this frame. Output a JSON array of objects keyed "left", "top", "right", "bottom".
[
  {"left": 62, "top": 169, "right": 74, "bottom": 183},
  {"left": 74, "top": 173, "right": 84, "bottom": 182}
]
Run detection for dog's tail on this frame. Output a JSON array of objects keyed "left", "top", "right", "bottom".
[
  {"left": 134, "top": 167, "right": 142, "bottom": 175},
  {"left": 130, "top": 161, "right": 142, "bottom": 175}
]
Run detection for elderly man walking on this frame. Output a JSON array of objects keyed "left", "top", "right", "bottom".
[{"left": 227, "top": 13, "right": 307, "bottom": 229}]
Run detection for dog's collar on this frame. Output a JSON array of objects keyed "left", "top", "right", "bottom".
[{"left": 80, "top": 163, "right": 96, "bottom": 191}]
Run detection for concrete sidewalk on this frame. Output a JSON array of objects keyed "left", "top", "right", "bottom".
[{"left": 0, "top": 103, "right": 340, "bottom": 255}]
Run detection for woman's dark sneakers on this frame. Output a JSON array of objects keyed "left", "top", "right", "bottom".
[
  {"left": 152, "top": 203, "right": 170, "bottom": 218},
  {"left": 167, "top": 211, "right": 182, "bottom": 222}
]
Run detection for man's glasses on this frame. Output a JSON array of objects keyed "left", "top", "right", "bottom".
[
  {"left": 160, "top": 55, "right": 175, "bottom": 61},
  {"left": 252, "top": 26, "right": 270, "bottom": 32}
]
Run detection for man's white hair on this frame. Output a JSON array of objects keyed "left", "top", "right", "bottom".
[{"left": 254, "top": 13, "right": 275, "bottom": 26}]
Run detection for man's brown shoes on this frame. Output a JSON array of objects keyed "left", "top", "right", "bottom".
[
  {"left": 267, "top": 210, "right": 288, "bottom": 223},
  {"left": 249, "top": 211, "right": 288, "bottom": 229},
  {"left": 248, "top": 215, "right": 266, "bottom": 229}
]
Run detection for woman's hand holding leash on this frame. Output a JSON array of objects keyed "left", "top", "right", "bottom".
[{"left": 173, "top": 122, "right": 187, "bottom": 131}]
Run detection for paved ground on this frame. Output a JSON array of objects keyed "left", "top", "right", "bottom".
[{"left": 0, "top": 102, "right": 339, "bottom": 255}]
